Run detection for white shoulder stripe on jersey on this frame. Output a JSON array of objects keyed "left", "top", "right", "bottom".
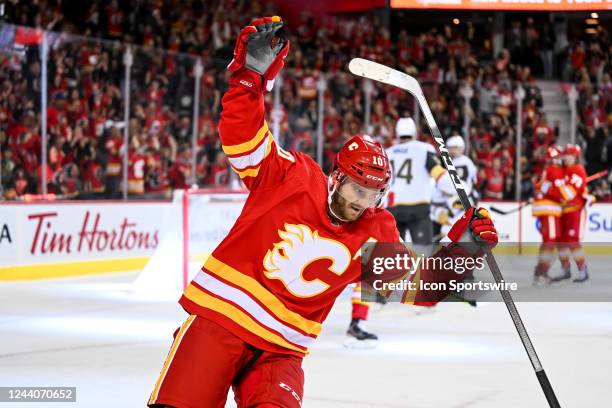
[{"left": 276, "top": 143, "right": 295, "bottom": 162}]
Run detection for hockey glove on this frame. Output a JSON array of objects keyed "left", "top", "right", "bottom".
[
  {"left": 583, "top": 193, "right": 596, "bottom": 207},
  {"left": 447, "top": 207, "right": 498, "bottom": 248},
  {"left": 228, "top": 16, "right": 290, "bottom": 93}
]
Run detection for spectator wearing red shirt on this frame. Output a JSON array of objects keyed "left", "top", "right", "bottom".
[
  {"left": 582, "top": 94, "right": 606, "bottom": 129},
  {"left": 128, "top": 148, "right": 147, "bottom": 196},
  {"left": 146, "top": 79, "right": 164, "bottom": 105},
  {"left": 570, "top": 43, "right": 586, "bottom": 74},
  {"left": 532, "top": 115, "right": 555, "bottom": 150},
  {"left": 145, "top": 149, "right": 170, "bottom": 197},
  {"left": 104, "top": 126, "right": 123, "bottom": 198},
  {"left": 6, "top": 168, "right": 30, "bottom": 199},
  {"left": 83, "top": 156, "right": 106, "bottom": 197},
  {"left": 35, "top": 145, "right": 63, "bottom": 195},
  {"left": 168, "top": 144, "right": 192, "bottom": 190},
  {"left": 105, "top": 0, "right": 124, "bottom": 39},
  {"left": 206, "top": 150, "right": 230, "bottom": 187},
  {"left": 55, "top": 163, "right": 81, "bottom": 199},
  {"left": 480, "top": 156, "right": 508, "bottom": 200},
  {"left": 493, "top": 135, "right": 515, "bottom": 175}
]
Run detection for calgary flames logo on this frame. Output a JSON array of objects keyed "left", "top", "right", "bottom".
[{"left": 263, "top": 224, "right": 351, "bottom": 297}]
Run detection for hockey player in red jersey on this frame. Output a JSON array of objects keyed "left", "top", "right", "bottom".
[
  {"left": 148, "top": 16, "right": 498, "bottom": 408},
  {"left": 551, "top": 144, "right": 591, "bottom": 283},
  {"left": 531, "top": 146, "right": 565, "bottom": 285}
]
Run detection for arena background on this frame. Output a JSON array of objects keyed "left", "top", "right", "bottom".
[{"left": 0, "top": 1, "right": 611, "bottom": 407}]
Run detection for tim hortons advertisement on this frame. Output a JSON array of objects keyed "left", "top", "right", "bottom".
[{"left": 0, "top": 201, "right": 174, "bottom": 278}]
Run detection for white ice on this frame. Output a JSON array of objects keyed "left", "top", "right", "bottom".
[{"left": 1, "top": 266, "right": 611, "bottom": 408}]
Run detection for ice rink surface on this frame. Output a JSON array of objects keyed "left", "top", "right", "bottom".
[{"left": 1, "top": 260, "right": 611, "bottom": 408}]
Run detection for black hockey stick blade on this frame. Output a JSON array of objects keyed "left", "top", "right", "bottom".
[
  {"left": 489, "top": 200, "right": 532, "bottom": 215},
  {"left": 489, "top": 206, "right": 512, "bottom": 215}
]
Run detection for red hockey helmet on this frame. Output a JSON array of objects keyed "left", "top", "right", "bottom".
[
  {"left": 328, "top": 135, "right": 392, "bottom": 221},
  {"left": 335, "top": 135, "right": 391, "bottom": 190},
  {"left": 564, "top": 144, "right": 582, "bottom": 157},
  {"left": 545, "top": 145, "right": 562, "bottom": 161}
]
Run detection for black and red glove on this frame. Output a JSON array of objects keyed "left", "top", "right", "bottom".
[
  {"left": 447, "top": 207, "right": 498, "bottom": 247},
  {"left": 228, "top": 16, "right": 290, "bottom": 93}
]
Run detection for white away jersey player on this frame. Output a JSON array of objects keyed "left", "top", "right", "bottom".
[
  {"left": 431, "top": 154, "right": 478, "bottom": 233},
  {"left": 431, "top": 153, "right": 477, "bottom": 210},
  {"left": 444, "top": 154, "right": 477, "bottom": 196},
  {"left": 386, "top": 140, "right": 446, "bottom": 205}
]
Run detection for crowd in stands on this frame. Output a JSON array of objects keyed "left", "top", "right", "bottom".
[
  {"left": 0, "top": 1, "right": 610, "bottom": 202},
  {"left": 567, "top": 33, "right": 612, "bottom": 200}
]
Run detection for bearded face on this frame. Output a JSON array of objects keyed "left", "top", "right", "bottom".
[{"left": 329, "top": 174, "right": 384, "bottom": 222}]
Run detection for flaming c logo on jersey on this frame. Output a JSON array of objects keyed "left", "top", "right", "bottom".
[{"left": 263, "top": 224, "right": 351, "bottom": 297}]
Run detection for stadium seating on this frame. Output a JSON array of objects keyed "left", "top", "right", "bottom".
[{"left": 0, "top": 2, "right": 609, "bottom": 200}]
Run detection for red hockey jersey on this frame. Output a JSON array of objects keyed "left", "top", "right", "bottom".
[
  {"left": 179, "top": 84, "right": 400, "bottom": 356},
  {"left": 562, "top": 164, "right": 588, "bottom": 213},
  {"left": 532, "top": 164, "right": 565, "bottom": 217},
  {"left": 179, "top": 81, "right": 466, "bottom": 357}
]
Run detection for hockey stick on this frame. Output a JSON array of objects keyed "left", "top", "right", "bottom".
[
  {"left": 489, "top": 199, "right": 532, "bottom": 216},
  {"left": 349, "top": 58, "right": 561, "bottom": 408},
  {"left": 586, "top": 169, "right": 608, "bottom": 183}
]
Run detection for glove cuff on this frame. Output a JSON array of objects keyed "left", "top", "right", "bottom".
[
  {"left": 447, "top": 207, "right": 475, "bottom": 242},
  {"left": 229, "top": 68, "right": 264, "bottom": 94}
]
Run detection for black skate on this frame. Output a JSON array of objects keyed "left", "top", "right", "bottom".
[
  {"left": 550, "top": 267, "right": 572, "bottom": 283},
  {"left": 375, "top": 292, "right": 388, "bottom": 306},
  {"left": 344, "top": 318, "right": 378, "bottom": 349},
  {"left": 573, "top": 267, "right": 589, "bottom": 283}
]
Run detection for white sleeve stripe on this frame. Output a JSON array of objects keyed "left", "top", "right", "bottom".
[{"left": 228, "top": 133, "right": 271, "bottom": 170}]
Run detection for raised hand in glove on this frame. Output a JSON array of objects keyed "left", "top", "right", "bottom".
[
  {"left": 228, "top": 16, "right": 290, "bottom": 93},
  {"left": 447, "top": 207, "right": 498, "bottom": 247}
]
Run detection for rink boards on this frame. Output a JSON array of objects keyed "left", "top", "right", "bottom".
[
  {"left": 1, "top": 197, "right": 612, "bottom": 280},
  {"left": 0, "top": 200, "right": 174, "bottom": 280}
]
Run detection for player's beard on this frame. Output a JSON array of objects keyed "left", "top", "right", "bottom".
[{"left": 329, "top": 192, "right": 365, "bottom": 222}]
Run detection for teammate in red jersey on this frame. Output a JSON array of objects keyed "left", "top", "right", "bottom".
[
  {"left": 551, "top": 144, "right": 591, "bottom": 283},
  {"left": 531, "top": 146, "right": 565, "bottom": 285},
  {"left": 148, "top": 17, "right": 498, "bottom": 408}
]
